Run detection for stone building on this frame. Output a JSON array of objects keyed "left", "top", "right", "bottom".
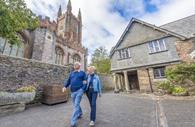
[
  {"left": 0, "top": 0, "right": 87, "bottom": 70},
  {"left": 110, "top": 15, "right": 195, "bottom": 92}
]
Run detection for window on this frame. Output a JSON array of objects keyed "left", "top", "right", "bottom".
[
  {"left": 0, "top": 37, "right": 24, "bottom": 57},
  {"left": 148, "top": 39, "right": 167, "bottom": 53},
  {"left": 118, "top": 48, "right": 131, "bottom": 59},
  {"left": 17, "top": 44, "right": 24, "bottom": 58},
  {"left": 0, "top": 38, "right": 6, "bottom": 53},
  {"left": 55, "top": 47, "right": 64, "bottom": 65},
  {"left": 73, "top": 54, "right": 81, "bottom": 63},
  {"left": 3, "top": 42, "right": 11, "bottom": 55},
  {"left": 153, "top": 67, "right": 166, "bottom": 79},
  {"left": 10, "top": 45, "right": 18, "bottom": 56}
]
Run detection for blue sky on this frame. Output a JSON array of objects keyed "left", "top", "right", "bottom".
[{"left": 25, "top": 0, "right": 195, "bottom": 63}]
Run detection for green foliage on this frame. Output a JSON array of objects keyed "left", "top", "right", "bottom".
[
  {"left": 16, "top": 85, "right": 36, "bottom": 92},
  {"left": 166, "top": 63, "right": 195, "bottom": 84},
  {"left": 157, "top": 81, "right": 174, "bottom": 93},
  {"left": 0, "top": 0, "right": 39, "bottom": 45},
  {"left": 157, "top": 81, "right": 187, "bottom": 95},
  {"left": 91, "top": 46, "right": 111, "bottom": 74},
  {"left": 172, "top": 86, "right": 187, "bottom": 95}
]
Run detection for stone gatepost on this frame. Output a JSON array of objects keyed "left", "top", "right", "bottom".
[
  {"left": 113, "top": 73, "right": 119, "bottom": 93},
  {"left": 123, "top": 71, "right": 130, "bottom": 92},
  {"left": 116, "top": 74, "right": 122, "bottom": 91}
]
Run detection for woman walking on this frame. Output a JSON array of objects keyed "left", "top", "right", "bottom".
[{"left": 86, "top": 66, "right": 102, "bottom": 126}]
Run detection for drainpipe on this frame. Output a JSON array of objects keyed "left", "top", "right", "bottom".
[{"left": 147, "top": 68, "right": 153, "bottom": 93}]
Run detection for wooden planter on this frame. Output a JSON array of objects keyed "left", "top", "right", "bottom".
[{"left": 42, "top": 85, "right": 69, "bottom": 105}]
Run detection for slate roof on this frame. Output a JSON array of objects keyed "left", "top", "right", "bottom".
[{"left": 160, "top": 15, "right": 195, "bottom": 38}]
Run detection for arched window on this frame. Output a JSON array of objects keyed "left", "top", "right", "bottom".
[
  {"left": 0, "top": 37, "right": 24, "bottom": 58},
  {"left": 73, "top": 54, "right": 81, "bottom": 63},
  {"left": 55, "top": 47, "right": 64, "bottom": 65}
]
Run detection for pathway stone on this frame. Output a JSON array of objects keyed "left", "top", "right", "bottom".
[{"left": 0, "top": 93, "right": 194, "bottom": 127}]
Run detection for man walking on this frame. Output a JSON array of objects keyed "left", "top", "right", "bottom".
[{"left": 62, "top": 62, "right": 87, "bottom": 127}]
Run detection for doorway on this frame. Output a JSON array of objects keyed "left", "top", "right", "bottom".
[{"left": 128, "top": 71, "right": 140, "bottom": 90}]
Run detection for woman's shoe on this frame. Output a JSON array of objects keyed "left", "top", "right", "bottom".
[{"left": 89, "top": 121, "right": 95, "bottom": 126}]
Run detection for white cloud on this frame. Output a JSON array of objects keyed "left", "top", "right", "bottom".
[
  {"left": 24, "top": 0, "right": 195, "bottom": 64},
  {"left": 141, "top": 0, "right": 195, "bottom": 26}
]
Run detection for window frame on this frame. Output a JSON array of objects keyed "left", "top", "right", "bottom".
[
  {"left": 118, "top": 47, "right": 131, "bottom": 60},
  {"left": 148, "top": 39, "right": 167, "bottom": 54},
  {"left": 153, "top": 67, "right": 166, "bottom": 79},
  {"left": 55, "top": 47, "right": 64, "bottom": 65},
  {"left": 73, "top": 54, "right": 81, "bottom": 63}
]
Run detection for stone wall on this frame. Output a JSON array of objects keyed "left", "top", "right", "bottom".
[
  {"left": 137, "top": 68, "right": 151, "bottom": 92},
  {"left": 0, "top": 55, "right": 69, "bottom": 102},
  {"left": 176, "top": 38, "right": 195, "bottom": 62},
  {"left": 99, "top": 74, "right": 115, "bottom": 91}
]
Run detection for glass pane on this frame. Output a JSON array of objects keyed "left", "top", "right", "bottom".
[
  {"left": 125, "top": 49, "right": 129, "bottom": 58},
  {"left": 160, "top": 67, "right": 165, "bottom": 77},
  {"left": 149, "top": 42, "right": 154, "bottom": 53},
  {"left": 154, "top": 41, "right": 160, "bottom": 52},
  {"left": 159, "top": 39, "right": 166, "bottom": 51},
  {"left": 17, "top": 47, "right": 24, "bottom": 57},
  {"left": 128, "top": 48, "right": 131, "bottom": 57},
  {"left": 122, "top": 49, "right": 126, "bottom": 58},
  {"left": 10, "top": 45, "right": 18, "bottom": 56},
  {"left": 0, "top": 38, "right": 5, "bottom": 53},
  {"left": 154, "top": 68, "right": 160, "bottom": 78},
  {"left": 3, "top": 42, "right": 11, "bottom": 55}
]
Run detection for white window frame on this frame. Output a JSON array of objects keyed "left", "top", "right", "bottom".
[
  {"left": 148, "top": 39, "right": 167, "bottom": 53},
  {"left": 118, "top": 48, "right": 131, "bottom": 59}
]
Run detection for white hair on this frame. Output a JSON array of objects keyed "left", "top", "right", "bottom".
[
  {"left": 74, "top": 62, "right": 81, "bottom": 66},
  {"left": 90, "top": 66, "right": 96, "bottom": 70}
]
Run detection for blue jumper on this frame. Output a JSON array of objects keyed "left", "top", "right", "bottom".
[{"left": 64, "top": 70, "right": 87, "bottom": 92}]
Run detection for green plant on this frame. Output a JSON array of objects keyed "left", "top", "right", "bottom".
[
  {"left": 172, "top": 86, "right": 187, "bottom": 94},
  {"left": 157, "top": 81, "right": 174, "bottom": 93},
  {"left": 16, "top": 85, "right": 36, "bottom": 92},
  {"left": 166, "top": 63, "right": 195, "bottom": 84},
  {"left": 0, "top": 0, "right": 39, "bottom": 45}
]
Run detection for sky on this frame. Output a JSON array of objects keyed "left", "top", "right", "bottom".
[{"left": 24, "top": 0, "right": 195, "bottom": 63}]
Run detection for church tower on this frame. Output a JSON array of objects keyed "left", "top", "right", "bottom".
[{"left": 57, "top": 0, "right": 82, "bottom": 45}]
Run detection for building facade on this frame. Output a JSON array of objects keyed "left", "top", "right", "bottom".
[
  {"left": 0, "top": 0, "right": 87, "bottom": 70},
  {"left": 110, "top": 15, "right": 195, "bottom": 92}
]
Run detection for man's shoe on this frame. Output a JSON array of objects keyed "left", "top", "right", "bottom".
[
  {"left": 89, "top": 121, "right": 95, "bottom": 126},
  {"left": 71, "top": 125, "right": 77, "bottom": 127}
]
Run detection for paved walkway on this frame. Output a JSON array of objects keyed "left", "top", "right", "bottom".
[{"left": 0, "top": 93, "right": 194, "bottom": 127}]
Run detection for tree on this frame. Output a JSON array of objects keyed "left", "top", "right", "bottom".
[
  {"left": 91, "top": 46, "right": 111, "bottom": 74},
  {"left": 0, "top": 0, "right": 39, "bottom": 45}
]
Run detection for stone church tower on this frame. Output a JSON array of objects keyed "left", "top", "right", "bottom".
[
  {"left": 0, "top": 0, "right": 87, "bottom": 70},
  {"left": 57, "top": 0, "right": 82, "bottom": 46}
]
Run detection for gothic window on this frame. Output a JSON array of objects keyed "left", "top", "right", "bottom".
[
  {"left": 17, "top": 43, "right": 24, "bottom": 58},
  {"left": 148, "top": 39, "right": 167, "bottom": 53},
  {"left": 3, "top": 42, "right": 11, "bottom": 55},
  {"left": 73, "top": 54, "right": 81, "bottom": 63},
  {"left": 0, "top": 38, "right": 6, "bottom": 54},
  {"left": 55, "top": 47, "right": 64, "bottom": 65},
  {"left": 0, "top": 37, "right": 24, "bottom": 57},
  {"left": 10, "top": 45, "right": 18, "bottom": 56}
]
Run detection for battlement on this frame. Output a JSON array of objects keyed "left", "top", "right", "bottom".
[{"left": 38, "top": 15, "right": 57, "bottom": 32}]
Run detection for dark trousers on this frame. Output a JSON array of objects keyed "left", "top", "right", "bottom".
[{"left": 86, "top": 88, "right": 98, "bottom": 122}]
